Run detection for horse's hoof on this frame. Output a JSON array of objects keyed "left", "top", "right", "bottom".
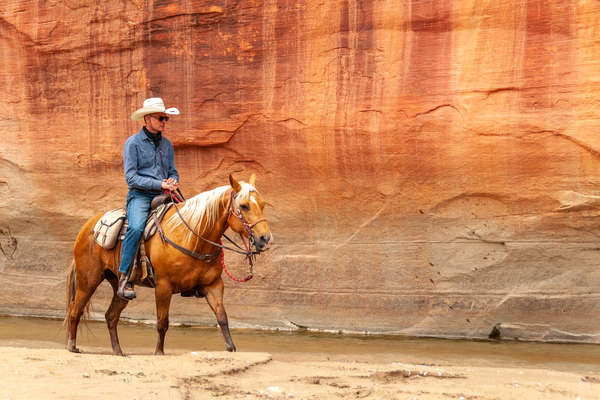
[
  {"left": 154, "top": 351, "right": 164, "bottom": 356},
  {"left": 67, "top": 346, "right": 80, "bottom": 354},
  {"left": 226, "top": 345, "right": 237, "bottom": 352}
]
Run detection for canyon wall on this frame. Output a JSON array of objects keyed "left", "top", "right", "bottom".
[{"left": 1, "top": 0, "right": 600, "bottom": 342}]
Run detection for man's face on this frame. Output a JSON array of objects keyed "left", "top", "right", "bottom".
[{"left": 146, "top": 113, "right": 168, "bottom": 133}]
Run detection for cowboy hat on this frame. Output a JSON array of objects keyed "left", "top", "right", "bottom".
[{"left": 131, "top": 97, "right": 180, "bottom": 121}]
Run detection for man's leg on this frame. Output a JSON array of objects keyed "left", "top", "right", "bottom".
[{"left": 118, "top": 191, "right": 152, "bottom": 299}]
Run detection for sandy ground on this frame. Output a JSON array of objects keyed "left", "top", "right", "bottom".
[{"left": 0, "top": 346, "right": 599, "bottom": 400}]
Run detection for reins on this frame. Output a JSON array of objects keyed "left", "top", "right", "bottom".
[
  {"left": 155, "top": 189, "right": 264, "bottom": 282},
  {"left": 219, "top": 239, "right": 253, "bottom": 282}
]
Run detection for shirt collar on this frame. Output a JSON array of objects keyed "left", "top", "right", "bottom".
[{"left": 142, "top": 126, "right": 162, "bottom": 144}]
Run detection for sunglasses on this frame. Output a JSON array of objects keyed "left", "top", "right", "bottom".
[{"left": 151, "top": 115, "right": 169, "bottom": 122}]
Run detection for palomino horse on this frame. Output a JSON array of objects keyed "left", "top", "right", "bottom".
[{"left": 65, "top": 174, "right": 271, "bottom": 355}]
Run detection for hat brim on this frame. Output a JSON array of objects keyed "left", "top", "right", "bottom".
[{"left": 131, "top": 107, "right": 180, "bottom": 121}]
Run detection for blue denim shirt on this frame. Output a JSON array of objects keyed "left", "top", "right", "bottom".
[{"left": 123, "top": 128, "right": 179, "bottom": 193}]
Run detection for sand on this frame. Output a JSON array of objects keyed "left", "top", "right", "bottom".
[{"left": 0, "top": 346, "right": 598, "bottom": 399}]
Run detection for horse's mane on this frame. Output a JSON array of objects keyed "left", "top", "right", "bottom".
[{"left": 164, "top": 182, "right": 257, "bottom": 246}]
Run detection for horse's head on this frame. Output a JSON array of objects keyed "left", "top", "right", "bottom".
[{"left": 227, "top": 174, "right": 272, "bottom": 252}]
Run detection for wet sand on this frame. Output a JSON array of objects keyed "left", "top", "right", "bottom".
[{"left": 1, "top": 316, "right": 599, "bottom": 399}]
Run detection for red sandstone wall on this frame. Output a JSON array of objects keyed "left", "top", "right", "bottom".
[{"left": 1, "top": 0, "right": 600, "bottom": 342}]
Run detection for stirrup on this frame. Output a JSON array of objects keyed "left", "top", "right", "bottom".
[{"left": 117, "top": 274, "right": 136, "bottom": 300}]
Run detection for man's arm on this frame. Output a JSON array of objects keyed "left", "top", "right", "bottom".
[
  {"left": 166, "top": 141, "right": 179, "bottom": 183},
  {"left": 160, "top": 139, "right": 179, "bottom": 192}
]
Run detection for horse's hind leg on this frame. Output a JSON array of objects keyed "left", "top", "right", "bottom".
[
  {"left": 105, "top": 271, "right": 130, "bottom": 356},
  {"left": 67, "top": 269, "right": 104, "bottom": 353},
  {"left": 204, "top": 278, "right": 236, "bottom": 352}
]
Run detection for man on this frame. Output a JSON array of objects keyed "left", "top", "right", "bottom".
[{"left": 117, "top": 97, "right": 180, "bottom": 300}]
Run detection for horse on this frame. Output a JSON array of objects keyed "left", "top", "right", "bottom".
[{"left": 65, "top": 174, "right": 272, "bottom": 355}]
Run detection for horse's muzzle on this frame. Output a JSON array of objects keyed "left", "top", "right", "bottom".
[{"left": 252, "top": 233, "right": 272, "bottom": 252}]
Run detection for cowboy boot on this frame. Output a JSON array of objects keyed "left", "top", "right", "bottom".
[{"left": 117, "top": 273, "right": 136, "bottom": 300}]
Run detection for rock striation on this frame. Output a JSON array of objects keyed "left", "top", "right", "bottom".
[{"left": 1, "top": 0, "right": 600, "bottom": 342}]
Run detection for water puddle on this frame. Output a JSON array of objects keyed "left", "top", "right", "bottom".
[{"left": 1, "top": 315, "right": 598, "bottom": 373}]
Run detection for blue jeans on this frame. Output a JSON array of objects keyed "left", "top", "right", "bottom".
[{"left": 118, "top": 190, "right": 155, "bottom": 275}]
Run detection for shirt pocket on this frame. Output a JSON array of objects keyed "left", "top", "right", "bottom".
[{"left": 137, "top": 144, "right": 156, "bottom": 169}]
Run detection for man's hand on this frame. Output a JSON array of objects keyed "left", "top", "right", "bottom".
[{"left": 161, "top": 178, "right": 179, "bottom": 191}]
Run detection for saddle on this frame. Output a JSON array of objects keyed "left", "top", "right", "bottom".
[
  {"left": 93, "top": 203, "right": 172, "bottom": 249},
  {"left": 93, "top": 202, "right": 173, "bottom": 286}
]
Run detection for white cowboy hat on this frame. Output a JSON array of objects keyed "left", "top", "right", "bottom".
[{"left": 131, "top": 97, "right": 180, "bottom": 121}]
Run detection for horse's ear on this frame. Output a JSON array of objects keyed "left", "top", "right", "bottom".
[
  {"left": 229, "top": 174, "right": 242, "bottom": 192},
  {"left": 249, "top": 173, "right": 256, "bottom": 186}
]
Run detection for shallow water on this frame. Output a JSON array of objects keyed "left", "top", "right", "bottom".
[{"left": 1, "top": 315, "right": 599, "bottom": 373}]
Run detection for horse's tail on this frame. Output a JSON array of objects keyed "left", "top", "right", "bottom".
[
  {"left": 64, "top": 259, "right": 90, "bottom": 329},
  {"left": 64, "top": 260, "right": 76, "bottom": 328}
]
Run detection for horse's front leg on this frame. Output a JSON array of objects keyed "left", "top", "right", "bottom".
[
  {"left": 154, "top": 281, "right": 173, "bottom": 355},
  {"left": 205, "top": 278, "right": 236, "bottom": 352}
]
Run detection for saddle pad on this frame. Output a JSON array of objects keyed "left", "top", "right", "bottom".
[{"left": 93, "top": 208, "right": 126, "bottom": 249}]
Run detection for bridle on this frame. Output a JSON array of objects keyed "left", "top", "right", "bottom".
[
  {"left": 224, "top": 190, "right": 267, "bottom": 250},
  {"left": 154, "top": 189, "right": 267, "bottom": 282}
]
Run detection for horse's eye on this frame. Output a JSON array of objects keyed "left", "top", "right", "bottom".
[{"left": 240, "top": 204, "right": 249, "bottom": 211}]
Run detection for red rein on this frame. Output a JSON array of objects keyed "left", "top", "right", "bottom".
[{"left": 219, "top": 240, "right": 253, "bottom": 282}]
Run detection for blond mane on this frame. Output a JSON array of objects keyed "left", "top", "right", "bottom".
[{"left": 164, "top": 182, "right": 258, "bottom": 246}]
